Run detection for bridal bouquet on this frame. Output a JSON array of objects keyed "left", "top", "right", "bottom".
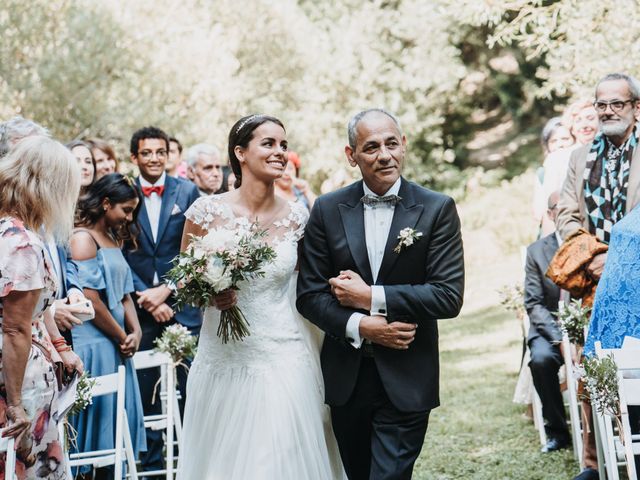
[{"left": 167, "top": 223, "right": 276, "bottom": 343}]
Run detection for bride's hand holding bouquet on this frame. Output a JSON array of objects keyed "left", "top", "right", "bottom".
[{"left": 168, "top": 222, "right": 276, "bottom": 343}]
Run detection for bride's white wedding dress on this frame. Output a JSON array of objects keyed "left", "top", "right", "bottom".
[{"left": 177, "top": 195, "right": 345, "bottom": 480}]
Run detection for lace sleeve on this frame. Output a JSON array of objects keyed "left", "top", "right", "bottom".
[
  {"left": 286, "top": 201, "right": 309, "bottom": 243},
  {"left": 185, "top": 196, "right": 229, "bottom": 231}
]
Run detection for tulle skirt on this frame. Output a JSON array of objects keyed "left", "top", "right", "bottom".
[{"left": 177, "top": 354, "right": 344, "bottom": 479}]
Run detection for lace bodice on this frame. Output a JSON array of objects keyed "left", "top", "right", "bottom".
[{"left": 184, "top": 195, "right": 311, "bottom": 372}]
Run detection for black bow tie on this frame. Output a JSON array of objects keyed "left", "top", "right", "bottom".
[{"left": 360, "top": 193, "right": 402, "bottom": 207}]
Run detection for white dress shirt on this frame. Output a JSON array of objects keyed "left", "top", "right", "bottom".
[
  {"left": 345, "top": 178, "right": 401, "bottom": 348},
  {"left": 140, "top": 172, "right": 166, "bottom": 285}
]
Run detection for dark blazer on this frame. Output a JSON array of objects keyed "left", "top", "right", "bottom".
[
  {"left": 296, "top": 178, "right": 464, "bottom": 413},
  {"left": 123, "top": 175, "right": 202, "bottom": 329},
  {"left": 524, "top": 233, "right": 562, "bottom": 344}
]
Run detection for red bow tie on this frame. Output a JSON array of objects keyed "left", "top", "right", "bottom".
[{"left": 141, "top": 185, "right": 164, "bottom": 197}]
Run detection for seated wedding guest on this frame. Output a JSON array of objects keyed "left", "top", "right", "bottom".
[
  {"left": 524, "top": 191, "right": 571, "bottom": 452},
  {"left": 274, "top": 151, "right": 317, "bottom": 209},
  {"left": 185, "top": 143, "right": 224, "bottom": 196},
  {"left": 67, "top": 140, "right": 96, "bottom": 194},
  {"left": 124, "top": 126, "right": 201, "bottom": 473},
  {"left": 533, "top": 118, "right": 576, "bottom": 235},
  {"left": 0, "top": 116, "right": 49, "bottom": 157},
  {"left": 167, "top": 136, "right": 188, "bottom": 178},
  {"left": 86, "top": 137, "right": 119, "bottom": 179},
  {"left": 0, "top": 135, "right": 84, "bottom": 478},
  {"left": 69, "top": 173, "right": 146, "bottom": 476},
  {"left": 556, "top": 73, "right": 640, "bottom": 480}
]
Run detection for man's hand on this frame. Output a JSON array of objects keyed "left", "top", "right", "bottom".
[
  {"left": 53, "top": 300, "right": 83, "bottom": 331},
  {"left": 136, "top": 285, "right": 172, "bottom": 312},
  {"left": 151, "top": 303, "right": 174, "bottom": 323},
  {"left": 587, "top": 252, "right": 608, "bottom": 281},
  {"left": 359, "top": 315, "right": 417, "bottom": 350},
  {"left": 211, "top": 289, "right": 238, "bottom": 311},
  {"left": 329, "top": 270, "right": 372, "bottom": 310}
]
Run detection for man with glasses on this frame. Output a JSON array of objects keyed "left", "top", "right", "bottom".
[
  {"left": 557, "top": 73, "right": 640, "bottom": 480},
  {"left": 524, "top": 191, "right": 570, "bottom": 454},
  {"left": 124, "top": 126, "right": 201, "bottom": 473}
]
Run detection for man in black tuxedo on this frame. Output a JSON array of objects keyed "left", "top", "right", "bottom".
[
  {"left": 297, "top": 109, "right": 464, "bottom": 480},
  {"left": 524, "top": 191, "right": 571, "bottom": 453}
]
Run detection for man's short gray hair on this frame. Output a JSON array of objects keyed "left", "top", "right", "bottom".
[
  {"left": 185, "top": 143, "right": 221, "bottom": 168},
  {"left": 596, "top": 73, "right": 640, "bottom": 100},
  {"left": 347, "top": 108, "right": 402, "bottom": 150},
  {"left": 0, "top": 116, "right": 50, "bottom": 157}
]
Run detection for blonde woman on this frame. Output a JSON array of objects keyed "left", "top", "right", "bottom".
[{"left": 0, "top": 136, "right": 83, "bottom": 478}]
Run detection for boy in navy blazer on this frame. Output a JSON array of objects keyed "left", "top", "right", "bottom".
[{"left": 123, "top": 126, "right": 201, "bottom": 472}]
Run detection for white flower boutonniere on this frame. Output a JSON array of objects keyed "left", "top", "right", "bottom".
[{"left": 394, "top": 227, "right": 423, "bottom": 253}]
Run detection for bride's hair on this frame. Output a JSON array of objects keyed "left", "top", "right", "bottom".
[{"left": 228, "top": 114, "right": 285, "bottom": 188}]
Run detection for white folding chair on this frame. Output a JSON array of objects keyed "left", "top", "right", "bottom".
[
  {"left": 132, "top": 350, "right": 180, "bottom": 479},
  {"left": 594, "top": 340, "right": 640, "bottom": 480},
  {"left": 618, "top": 373, "right": 640, "bottom": 480},
  {"left": 561, "top": 330, "right": 584, "bottom": 465},
  {"left": 68, "top": 366, "right": 138, "bottom": 479},
  {"left": 0, "top": 434, "right": 16, "bottom": 480}
]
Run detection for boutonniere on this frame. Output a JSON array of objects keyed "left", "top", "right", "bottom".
[{"left": 394, "top": 227, "right": 423, "bottom": 253}]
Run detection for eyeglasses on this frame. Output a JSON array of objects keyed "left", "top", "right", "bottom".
[
  {"left": 593, "top": 99, "right": 636, "bottom": 113},
  {"left": 139, "top": 149, "right": 168, "bottom": 160}
]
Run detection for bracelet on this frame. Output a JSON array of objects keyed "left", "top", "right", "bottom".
[
  {"left": 55, "top": 345, "right": 72, "bottom": 353},
  {"left": 52, "top": 337, "right": 67, "bottom": 347}
]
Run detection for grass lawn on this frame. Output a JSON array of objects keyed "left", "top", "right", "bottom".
[{"left": 413, "top": 305, "right": 579, "bottom": 479}]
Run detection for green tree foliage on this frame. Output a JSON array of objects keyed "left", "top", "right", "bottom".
[{"left": 2, "top": 0, "right": 593, "bottom": 188}]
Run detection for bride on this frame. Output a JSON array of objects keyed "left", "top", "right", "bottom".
[{"left": 177, "top": 114, "right": 345, "bottom": 479}]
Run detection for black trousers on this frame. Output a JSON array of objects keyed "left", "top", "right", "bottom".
[
  {"left": 330, "top": 358, "right": 430, "bottom": 480},
  {"left": 135, "top": 305, "right": 191, "bottom": 472},
  {"left": 528, "top": 335, "right": 569, "bottom": 440}
]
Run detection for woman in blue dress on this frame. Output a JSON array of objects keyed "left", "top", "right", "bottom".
[
  {"left": 68, "top": 173, "right": 146, "bottom": 477},
  {"left": 584, "top": 204, "right": 640, "bottom": 473}
]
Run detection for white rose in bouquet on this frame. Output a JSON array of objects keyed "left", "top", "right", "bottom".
[
  {"left": 204, "top": 257, "right": 233, "bottom": 291},
  {"left": 201, "top": 228, "right": 238, "bottom": 253}
]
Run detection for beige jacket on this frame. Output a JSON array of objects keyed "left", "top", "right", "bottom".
[{"left": 556, "top": 144, "right": 640, "bottom": 240}]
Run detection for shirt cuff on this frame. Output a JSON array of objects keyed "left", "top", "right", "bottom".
[
  {"left": 370, "top": 285, "right": 387, "bottom": 317},
  {"left": 346, "top": 313, "right": 365, "bottom": 349}
]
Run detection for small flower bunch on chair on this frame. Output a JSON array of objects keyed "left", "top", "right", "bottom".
[
  {"left": 558, "top": 299, "right": 592, "bottom": 346},
  {"left": 167, "top": 222, "right": 276, "bottom": 343},
  {"left": 69, "top": 372, "right": 97, "bottom": 416},
  {"left": 154, "top": 324, "right": 198, "bottom": 367}
]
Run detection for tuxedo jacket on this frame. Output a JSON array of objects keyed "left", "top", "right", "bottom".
[
  {"left": 524, "top": 233, "right": 562, "bottom": 345},
  {"left": 557, "top": 144, "right": 640, "bottom": 240},
  {"left": 123, "top": 175, "right": 202, "bottom": 329},
  {"left": 296, "top": 178, "right": 464, "bottom": 412}
]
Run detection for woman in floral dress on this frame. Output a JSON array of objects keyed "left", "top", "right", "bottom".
[{"left": 0, "top": 136, "right": 82, "bottom": 478}]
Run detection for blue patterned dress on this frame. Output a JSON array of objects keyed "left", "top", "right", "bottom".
[
  {"left": 69, "top": 248, "right": 146, "bottom": 462},
  {"left": 584, "top": 205, "right": 640, "bottom": 356}
]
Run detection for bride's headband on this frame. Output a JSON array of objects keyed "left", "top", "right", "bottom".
[{"left": 235, "top": 114, "right": 263, "bottom": 135}]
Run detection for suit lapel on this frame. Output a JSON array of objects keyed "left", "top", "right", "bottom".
[
  {"left": 338, "top": 181, "right": 374, "bottom": 285},
  {"left": 377, "top": 179, "right": 423, "bottom": 284},
  {"left": 136, "top": 177, "right": 155, "bottom": 246},
  {"left": 155, "top": 176, "right": 179, "bottom": 249}
]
